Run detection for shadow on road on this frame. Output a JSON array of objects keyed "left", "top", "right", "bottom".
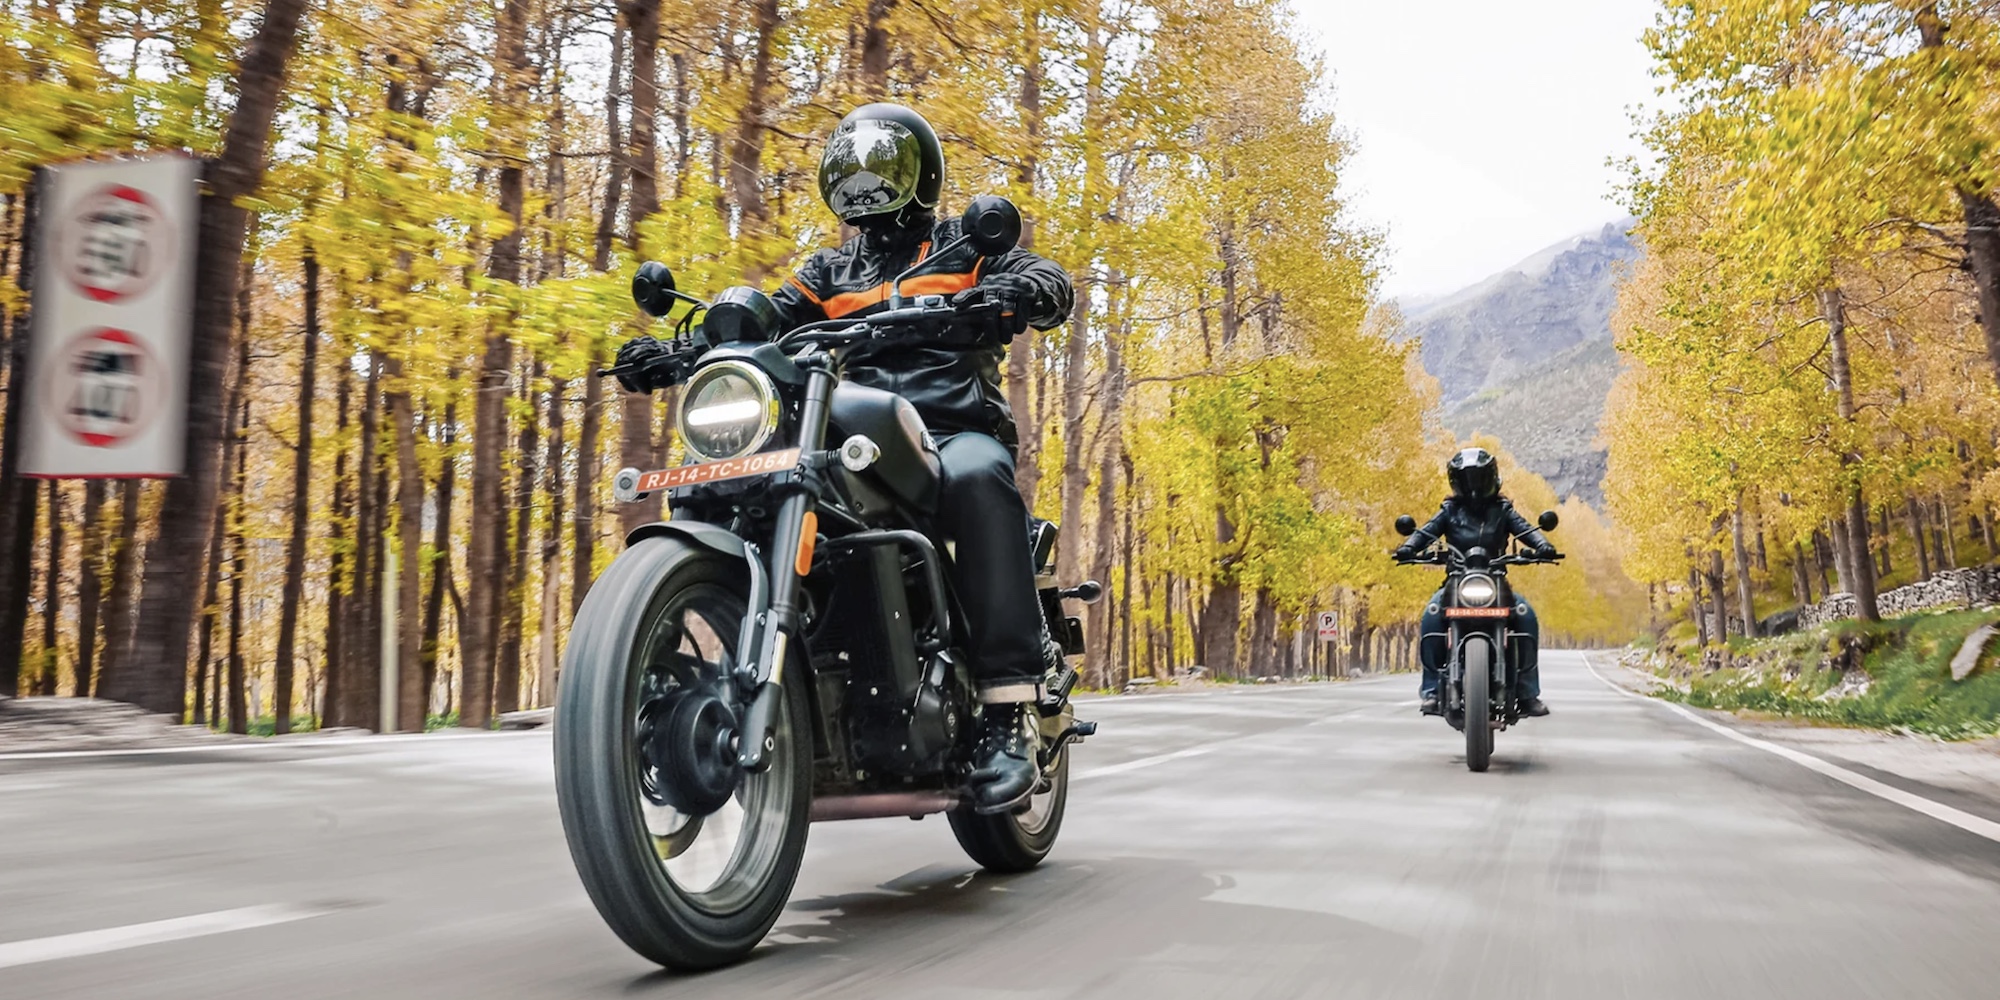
[{"left": 619, "top": 855, "right": 1410, "bottom": 997}]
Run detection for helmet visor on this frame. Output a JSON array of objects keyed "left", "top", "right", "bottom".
[
  {"left": 1448, "top": 450, "right": 1501, "bottom": 499},
  {"left": 819, "top": 120, "right": 923, "bottom": 223}
]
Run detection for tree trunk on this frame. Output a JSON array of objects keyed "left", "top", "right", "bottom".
[
  {"left": 272, "top": 242, "right": 320, "bottom": 733},
  {"left": 1907, "top": 495, "right": 1932, "bottom": 582},
  {"left": 1876, "top": 507, "right": 1893, "bottom": 578},
  {"left": 1085, "top": 299, "right": 1126, "bottom": 686},
  {"left": 39, "top": 482, "right": 62, "bottom": 696},
  {"left": 616, "top": 0, "right": 662, "bottom": 535},
  {"left": 496, "top": 363, "right": 540, "bottom": 717},
  {"left": 1823, "top": 286, "right": 1879, "bottom": 621},
  {"left": 1248, "top": 589, "right": 1277, "bottom": 676},
  {"left": 577, "top": 12, "right": 618, "bottom": 606},
  {"left": 0, "top": 178, "right": 39, "bottom": 698},
  {"left": 463, "top": 0, "right": 533, "bottom": 728},
  {"left": 98, "top": 484, "right": 143, "bottom": 699},
  {"left": 191, "top": 482, "right": 222, "bottom": 725},
  {"left": 117, "top": 0, "right": 311, "bottom": 716},
  {"left": 859, "top": 0, "right": 898, "bottom": 96},
  {"left": 1689, "top": 566, "right": 1708, "bottom": 647},
  {"left": 339, "top": 355, "right": 382, "bottom": 729},
  {"left": 1708, "top": 546, "right": 1729, "bottom": 644},
  {"left": 1958, "top": 189, "right": 2000, "bottom": 391},
  {"left": 323, "top": 350, "right": 353, "bottom": 725},
  {"left": 1056, "top": 275, "right": 1092, "bottom": 587},
  {"left": 385, "top": 356, "right": 425, "bottom": 732},
  {"left": 594, "top": 14, "right": 626, "bottom": 273},
  {"left": 420, "top": 402, "right": 457, "bottom": 719},
  {"left": 1731, "top": 501, "right": 1757, "bottom": 639},
  {"left": 1007, "top": 9, "right": 1045, "bottom": 509},
  {"left": 1937, "top": 495, "right": 1958, "bottom": 569},
  {"left": 728, "top": 0, "right": 780, "bottom": 244},
  {"left": 74, "top": 480, "right": 104, "bottom": 697},
  {"left": 575, "top": 348, "right": 602, "bottom": 612},
  {"left": 538, "top": 376, "right": 567, "bottom": 706},
  {"left": 226, "top": 397, "right": 249, "bottom": 734}
]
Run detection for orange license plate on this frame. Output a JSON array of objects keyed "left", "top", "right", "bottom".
[
  {"left": 636, "top": 448, "right": 801, "bottom": 492},
  {"left": 1444, "top": 607, "right": 1511, "bottom": 619}
]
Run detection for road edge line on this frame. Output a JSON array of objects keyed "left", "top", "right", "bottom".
[
  {"left": 0, "top": 903, "right": 336, "bottom": 970},
  {"left": 1580, "top": 653, "right": 2000, "bottom": 845},
  {"left": 0, "top": 730, "right": 544, "bottom": 762}
]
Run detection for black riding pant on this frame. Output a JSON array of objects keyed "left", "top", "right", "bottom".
[{"left": 933, "top": 432, "right": 1043, "bottom": 689}]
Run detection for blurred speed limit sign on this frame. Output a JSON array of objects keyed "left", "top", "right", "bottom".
[
  {"left": 23, "top": 155, "right": 196, "bottom": 477},
  {"left": 1316, "top": 611, "right": 1339, "bottom": 642}
]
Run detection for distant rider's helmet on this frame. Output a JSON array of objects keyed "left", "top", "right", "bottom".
[
  {"left": 1446, "top": 447, "right": 1502, "bottom": 500},
  {"left": 818, "top": 103, "right": 945, "bottom": 229}
]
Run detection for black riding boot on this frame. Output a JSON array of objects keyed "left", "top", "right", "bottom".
[{"left": 968, "top": 701, "right": 1038, "bottom": 814}]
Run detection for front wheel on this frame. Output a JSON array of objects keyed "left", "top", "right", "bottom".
[
  {"left": 553, "top": 537, "right": 811, "bottom": 970},
  {"left": 949, "top": 743, "right": 1068, "bottom": 873},
  {"left": 1463, "top": 640, "right": 1493, "bottom": 773}
]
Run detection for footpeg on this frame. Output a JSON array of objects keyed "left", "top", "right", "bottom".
[
  {"left": 1040, "top": 720, "right": 1096, "bottom": 767},
  {"left": 1059, "top": 581, "right": 1103, "bottom": 604}
]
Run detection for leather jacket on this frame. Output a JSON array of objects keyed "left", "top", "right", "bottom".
[
  {"left": 1403, "top": 497, "right": 1552, "bottom": 556},
  {"left": 770, "top": 216, "right": 1073, "bottom": 446}
]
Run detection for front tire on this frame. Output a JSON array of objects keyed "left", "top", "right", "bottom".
[
  {"left": 554, "top": 537, "right": 811, "bottom": 970},
  {"left": 949, "top": 743, "right": 1068, "bottom": 873},
  {"left": 1463, "top": 640, "right": 1493, "bottom": 773}
]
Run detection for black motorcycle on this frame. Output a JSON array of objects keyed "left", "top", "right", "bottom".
[
  {"left": 554, "top": 196, "right": 1100, "bottom": 970},
  {"left": 1391, "top": 510, "right": 1560, "bottom": 772}
]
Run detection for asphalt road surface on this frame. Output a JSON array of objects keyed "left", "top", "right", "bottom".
[{"left": 7, "top": 651, "right": 2000, "bottom": 999}]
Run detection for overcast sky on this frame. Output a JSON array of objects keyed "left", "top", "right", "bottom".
[{"left": 1289, "top": 0, "right": 1664, "bottom": 300}]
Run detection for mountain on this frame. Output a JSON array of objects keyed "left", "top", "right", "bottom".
[{"left": 1398, "top": 220, "right": 1640, "bottom": 506}]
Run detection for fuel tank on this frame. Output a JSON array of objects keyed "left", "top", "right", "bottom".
[{"left": 828, "top": 383, "right": 941, "bottom": 515}]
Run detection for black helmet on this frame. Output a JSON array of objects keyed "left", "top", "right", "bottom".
[
  {"left": 818, "top": 103, "right": 944, "bottom": 226},
  {"left": 1446, "top": 447, "right": 1501, "bottom": 500}
]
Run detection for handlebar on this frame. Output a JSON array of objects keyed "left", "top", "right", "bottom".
[
  {"left": 1391, "top": 548, "right": 1564, "bottom": 568},
  {"left": 597, "top": 292, "right": 1005, "bottom": 385}
]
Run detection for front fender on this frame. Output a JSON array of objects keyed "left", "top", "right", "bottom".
[{"left": 625, "top": 519, "right": 747, "bottom": 560}]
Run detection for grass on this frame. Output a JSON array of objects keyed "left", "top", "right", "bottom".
[{"left": 1653, "top": 608, "right": 2000, "bottom": 740}]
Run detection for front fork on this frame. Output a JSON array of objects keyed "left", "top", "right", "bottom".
[
  {"left": 736, "top": 360, "right": 836, "bottom": 771},
  {"left": 1447, "top": 626, "right": 1511, "bottom": 715}
]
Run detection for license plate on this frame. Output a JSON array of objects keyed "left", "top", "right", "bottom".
[
  {"left": 1444, "top": 607, "right": 1511, "bottom": 619},
  {"left": 635, "top": 448, "right": 801, "bottom": 492}
]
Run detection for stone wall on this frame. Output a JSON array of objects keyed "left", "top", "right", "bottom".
[{"left": 1797, "top": 566, "right": 2000, "bottom": 630}]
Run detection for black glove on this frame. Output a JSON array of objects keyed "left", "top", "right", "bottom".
[
  {"left": 1534, "top": 543, "right": 1559, "bottom": 560},
  {"left": 613, "top": 336, "right": 671, "bottom": 394},
  {"left": 1392, "top": 545, "right": 1418, "bottom": 562},
  {"left": 954, "top": 272, "right": 1040, "bottom": 339}
]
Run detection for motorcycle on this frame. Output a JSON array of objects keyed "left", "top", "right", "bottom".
[
  {"left": 553, "top": 195, "right": 1100, "bottom": 970},
  {"left": 1390, "top": 509, "right": 1561, "bottom": 772}
]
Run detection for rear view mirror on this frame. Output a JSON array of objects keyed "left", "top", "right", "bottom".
[
  {"left": 633, "top": 261, "right": 678, "bottom": 318},
  {"left": 1538, "top": 510, "right": 1559, "bottom": 532},
  {"left": 1394, "top": 515, "right": 1417, "bottom": 537},
  {"left": 961, "top": 195, "right": 1022, "bottom": 257}
]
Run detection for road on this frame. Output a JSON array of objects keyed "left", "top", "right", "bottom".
[{"left": 6, "top": 651, "right": 2000, "bottom": 999}]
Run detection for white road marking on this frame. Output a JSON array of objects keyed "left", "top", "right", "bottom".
[
  {"left": 0, "top": 730, "right": 544, "bottom": 762},
  {"left": 1582, "top": 654, "right": 2000, "bottom": 844},
  {"left": 1072, "top": 745, "right": 1215, "bottom": 780},
  {"left": 0, "top": 903, "right": 336, "bottom": 970}
]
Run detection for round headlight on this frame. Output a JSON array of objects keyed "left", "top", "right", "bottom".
[
  {"left": 1458, "top": 574, "right": 1498, "bottom": 607},
  {"left": 677, "top": 361, "right": 779, "bottom": 462}
]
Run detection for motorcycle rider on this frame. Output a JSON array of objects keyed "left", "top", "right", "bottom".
[
  {"left": 612, "top": 103, "right": 1074, "bottom": 814},
  {"left": 1393, "top": 447, "right": 1556, "bottom": 719}
]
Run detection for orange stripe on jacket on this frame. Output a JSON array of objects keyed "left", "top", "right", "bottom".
[
  {"left": 822, "top": 272, "right": 978, "bottom": 319},
  {"left": 787, "top": 276, "right": 824, "bottom": 305}
]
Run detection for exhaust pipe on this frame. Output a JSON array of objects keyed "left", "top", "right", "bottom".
[{"left": 809, "top": 791, "right": 959, "bottom": 823}]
